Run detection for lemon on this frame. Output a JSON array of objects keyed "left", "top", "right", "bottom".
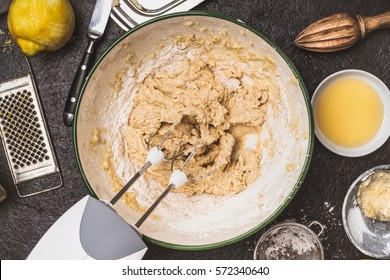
[{"left": 7, "top": 0, "right": 75, "bottom": 56}]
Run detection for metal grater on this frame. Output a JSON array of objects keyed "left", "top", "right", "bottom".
[{"left": 0, "top": 45, "right": 62, "bottom": 197}]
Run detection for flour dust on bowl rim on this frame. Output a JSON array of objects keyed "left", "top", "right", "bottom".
[{"left": 73, "top": 12, "right": 313, "bottom": 250}]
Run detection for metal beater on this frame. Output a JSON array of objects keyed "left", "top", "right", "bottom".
[{"left": 135, "top": 143, "right": 213, "bottom": 227}]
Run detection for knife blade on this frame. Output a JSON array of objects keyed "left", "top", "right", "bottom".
[
  {"left": 63, "top": 0, "right": 115, "bottom": 127},
  {"left": 88, "top": 0, "right": 115, "bottom": 39}
]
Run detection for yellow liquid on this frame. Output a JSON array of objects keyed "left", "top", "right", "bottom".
[{"left": 315, "top": 78, "right": 384, "bottom": 147}]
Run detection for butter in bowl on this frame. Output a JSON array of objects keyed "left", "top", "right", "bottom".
[{"left": 342, "top": 165, "right": 390, "bottom": 259}]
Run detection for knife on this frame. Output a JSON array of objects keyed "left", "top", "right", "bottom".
[{"left": 63, "top": 0, "right": 114, "bottom": 127}]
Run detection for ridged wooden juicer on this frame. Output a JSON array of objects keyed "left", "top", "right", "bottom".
[{"left": 294, "top": 10, "right": 390, "bottom": 52}]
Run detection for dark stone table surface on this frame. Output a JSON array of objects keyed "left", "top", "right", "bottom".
[{"left": 1, "top": 0, "right": 389, "bottom": 260}]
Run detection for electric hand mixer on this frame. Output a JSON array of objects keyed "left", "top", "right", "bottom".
[{"left": 27, "top": 129, "right": 211, "bottom": 260}]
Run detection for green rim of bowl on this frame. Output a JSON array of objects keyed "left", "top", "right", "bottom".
[{"left": 73, "top": 11, "right": 314, "bottom": 251}]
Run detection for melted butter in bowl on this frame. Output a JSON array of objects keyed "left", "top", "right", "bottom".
[
  {"left": 312, "top": 70, "right": 390, "bottom": 157},
  {"left": 315, "top": 78, "right": 383, "bottom": 148}
]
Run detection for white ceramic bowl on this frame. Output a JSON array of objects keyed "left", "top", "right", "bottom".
[
  {"left": 74, "top": 12, "right": 313, "bottom": 250},
  {"left": 312, "top": 69, "right": 390, "bottom": 157}
]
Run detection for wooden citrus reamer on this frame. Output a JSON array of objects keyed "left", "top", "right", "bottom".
[{"left": 294, "top": 10, "right": 390, "bottom": 52}]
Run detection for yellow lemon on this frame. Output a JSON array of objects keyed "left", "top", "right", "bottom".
[{"left": 7, "top": 0, "right": 75, "bottom": 56}]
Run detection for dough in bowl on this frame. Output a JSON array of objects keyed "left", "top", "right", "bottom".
[
  {"left": 126, "top": 30, "right": 279, "bottom": 196},
  {"left": 75, "top": 14, "right": 312, "bottom": 247}
]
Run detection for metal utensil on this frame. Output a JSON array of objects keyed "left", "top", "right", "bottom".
[
  {"left": 126, "top": 0, "right": 188, "bottom": 17},
  {"left": 254, "top": 221, "right": 325, "bottom": 260},
  {"left": 0, "top": 45, "right": 63, "bottom": 197},
  {"left": 110, "top": 0, "right": 205, "bottom": 31},
  {"left": 63, "top": 0, "right": 114, "bottom": 127},
  {"left": 109, "top": 126, "right": 174, "bottom": 205},
  {"left": 135, "top": 145, "right": 201, "bottom": 228}
]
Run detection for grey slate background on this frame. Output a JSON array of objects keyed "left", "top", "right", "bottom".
[{"left": 0, "top": 0, "right": 389, "bottom": 260}]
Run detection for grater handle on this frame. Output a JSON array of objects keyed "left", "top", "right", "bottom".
[
  {"left": 63, "top": 38, "right": 98, "bottom": 126},
  {"left": 15, "top": 171, "right": 63, "bottom": 198}
]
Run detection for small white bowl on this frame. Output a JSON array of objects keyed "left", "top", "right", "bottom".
[{"left": 312, "top": 69, "right": 390, "bottom": 157}]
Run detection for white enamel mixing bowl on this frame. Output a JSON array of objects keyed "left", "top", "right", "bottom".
[{"left": 74, "top": 12, "right": 313, "bottom": 250}]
